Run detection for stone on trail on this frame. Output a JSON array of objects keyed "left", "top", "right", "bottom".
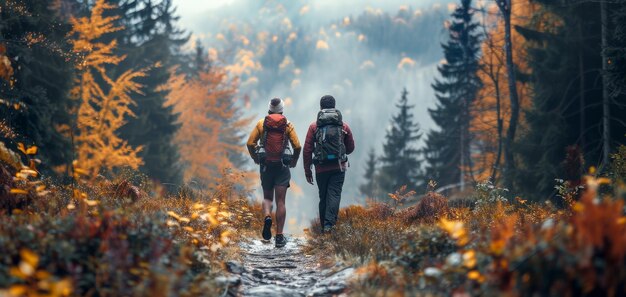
[
  {"left": 215, "top": 275, "right": 242, "bottom": 287},
  {"left": 245, "top": 284, "right": 304, "bottom": 297},
  {"left": 226, "top": 260, "right": 245, "bottom": 274},
  {"left": 237, "top": 237, "right": 355, "bottom": 296},
  {"left": 251, "top": 268, "right": 264, "bottom": 279},
  {"left": 306, "top": 267, "right": 355, "bottom": 296}
]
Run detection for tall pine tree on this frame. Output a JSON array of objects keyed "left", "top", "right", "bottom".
[
  {"left": 515, "top": 1, "right": 626, "bottom": 197},
  {"left": 423, "top": 0, "right": 481, "bottom": 189},
  {"left": 0, "top": 0, "right": 74, "bottom": 173},
  {"left": 608, "top": 4, "right": 626, "bottom": 103},
  {"left": 359, "top": 148, "right": 379, "bottom": 199},
  {"left": 378, "top": 88, "right": 422, "bottom": 194},
  {"left": 113, "top": 0, "right": 188, "bottom": 185}
]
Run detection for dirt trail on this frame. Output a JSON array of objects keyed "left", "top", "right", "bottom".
[{"left": 224, "top": 236, "right": 354, "bottom": 297}]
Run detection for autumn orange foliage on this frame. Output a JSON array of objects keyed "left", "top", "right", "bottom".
[
  {"left": 0, "top": 141, "right": 261, "bottom": 296},
  {"left": 166, "top": 65, "right": 253, "bottom": 188},
  {"left": 402, "top": 191, "right": 449, "bottom": 224},
  {"left": 69, "top": 0, "right": 145, "bottom": 177},
  {"left": 309, "top": 171, "right": 626, "bottom": 296},
  {"left": 470, "top": 1, "right": 537, "bottom": 181},
  {"left": 571, "top": 177, "right": 626, "bottom": 264}
]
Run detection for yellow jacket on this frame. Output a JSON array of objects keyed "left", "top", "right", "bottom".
[{"left": 246, "top": 118, "right": 301, "bottom": 165}]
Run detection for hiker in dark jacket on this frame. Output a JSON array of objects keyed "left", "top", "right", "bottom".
[
  {"left": 247, "top": 98, "right": 301, "bottom": 247},
  {"left": 303, "top": 95, "right": 355, "bottom": 232}
]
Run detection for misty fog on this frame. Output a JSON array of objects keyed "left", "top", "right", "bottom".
[{"left": 176, "top": 0, "right": 454, "bottom": 233}]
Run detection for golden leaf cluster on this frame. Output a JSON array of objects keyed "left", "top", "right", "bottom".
[
  {"left": 66, "top": 161, "right": 100, "bottom": 210},
  {"left": 165, "top": 197, "right": 254, "bottom": 252},
  {"left": 8, "top": 143, "right": 50, "bottom": 198},
  {"left": 165, "top": 66, "right": 251, "bottom": 187},
  {"left": 1, "top": 249, "right": 72, "bottom": 297},
  {"left": 69, "top": 0, "right": 144, "bottom": 177},
  {"left": 439, "top": 218, "right": 469, "bottom": 246}
]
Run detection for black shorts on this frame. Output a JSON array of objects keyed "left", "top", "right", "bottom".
[{"left": 260, "top": 163, "right": 291, "bottom": 191}]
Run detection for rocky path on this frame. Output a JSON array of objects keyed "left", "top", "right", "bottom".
[{"left": 223, "top": 236, "right": 354, "bottom": 297}]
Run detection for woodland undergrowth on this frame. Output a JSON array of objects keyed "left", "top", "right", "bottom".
[
  {"left": 0, "top": 143, "right": 262, "bottom": 297},
  {"left": 307, "top": 148, "right": 626, "bottom": 297}
]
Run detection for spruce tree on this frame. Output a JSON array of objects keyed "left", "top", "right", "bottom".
[
  {"left": 0, "top": 0, "right": 74, "bottom": 174},
  {"left": 423, "top": 0, "right": 481, "bottom": 188},
  {"left": 516, "top": 1, "right": 626, "bottom": 197},
  {"left": 114, "top": 0, "right": 188, "bottom": 185},
  {"left": 608, "top": 4, "right": 626, "bottom": 100},
  {"left": 378, "top": 88, "right": 422, "bottom": 194},
  {"left": 359, "top": 148, "right": 379, "bottom": 199}
]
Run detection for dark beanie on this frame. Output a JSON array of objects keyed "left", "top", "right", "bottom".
[{"left": 320, "top": 95, "right": 335, "bottom": 109}]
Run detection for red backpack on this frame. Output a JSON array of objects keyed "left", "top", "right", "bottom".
[{"left": 260, "top": 114, "right": 288, "bottom": 164}]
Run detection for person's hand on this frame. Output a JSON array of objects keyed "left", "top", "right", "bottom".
[
  {"left": 289, "top": 159, "right": 297, "bottom": 168},
  {"left": 306, "top": 175, "right": 314, "bottom": 185}
]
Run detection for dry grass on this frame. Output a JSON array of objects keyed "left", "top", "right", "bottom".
[
  {"left": 307, "top": 177, "right": 626, "bottom": 296},
  {"left": 0, "top": 144, "right": 261, "bottom": 296}
]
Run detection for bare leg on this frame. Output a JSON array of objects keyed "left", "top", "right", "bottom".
[
  {"left": 274, "top": 186, "right": 287, "bottom": 234},
  {"left": 263, "top": 189, "right": 273, "bottom": 218}
]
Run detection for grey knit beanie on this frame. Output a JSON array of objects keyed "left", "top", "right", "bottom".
[{"left": 268, "top": 97, "right": 284, "bottom": 114}]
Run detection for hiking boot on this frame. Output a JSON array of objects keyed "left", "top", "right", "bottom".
[
  {"left": 275, "top": 234, "right": 287, "bottom": 248},
  {"left": 262, "top": 216, "right": 272, "bottom": 240},
  {"left": 322, "top": 224, "right": 334, "bottom": 234}
]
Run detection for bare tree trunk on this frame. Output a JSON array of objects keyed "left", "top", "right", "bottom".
[
  {"left": 479, "top": 9, "right": 504, "bottom": 184},
  {"left": 498, "top": 0, "right": 520, "bottom": 188},
  {"left": 460, "top": 120, "right": 465, "bottom": 191},
  {"left": 491, "top": 76, "right": 504, "bottom": 183},
  {"left": 579, "top": 22, "right": 586, "bottom": 150},
  {"left": 600, "top": 0, "right": 611, "bottom": 167}
]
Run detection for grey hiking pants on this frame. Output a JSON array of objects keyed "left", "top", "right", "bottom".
[{"left": 316, "top": 170, "right": 345, "bottom": 228}]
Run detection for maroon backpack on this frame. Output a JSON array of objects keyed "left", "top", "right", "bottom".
[{"left": 261, "top": 114, "right": 288, "bottom": 164}]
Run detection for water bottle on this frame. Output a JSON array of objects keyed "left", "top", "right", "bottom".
[
  {"left": 282, "top": 148, "right": 293, "bottom": 166},
  {"left": 257, "top": 147, "right": 266, "bottom": 164}
]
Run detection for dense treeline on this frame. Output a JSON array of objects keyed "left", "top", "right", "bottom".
[
  {"left": 514, "top": 0, "right": 626, "bottom": 197},
  {"left": 0, "top": 3, "right": 259, "bottom": 296},
  {"left": 361, "top": 0, "right": 626, "bottom": 200},
  {"left": 202, "top": 2, "right": 448, "bottom": 106},
  {"left": 1, "top": 0, "right": 625, "bottom": 200},
  {"left": 0, "top": 0, "right": 249, "bottom": 189},
  {"left": 349, "top": 5, "right": 445, "bottom": 61}
]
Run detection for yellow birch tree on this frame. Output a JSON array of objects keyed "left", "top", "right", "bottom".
[{"left": 69, "top": 0, "right": 144, "bottom": 177}]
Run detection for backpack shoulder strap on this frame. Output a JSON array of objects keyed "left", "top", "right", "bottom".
[
  {"left": 260, "top": 117, "right": 268, "bottom": 148},
  {"left": 282, "top": 120, "right": 291, "bottom": 151}
]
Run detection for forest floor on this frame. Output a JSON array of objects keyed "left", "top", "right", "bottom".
[{"left": 225, "top": 236, "right": 354, "bottom": 297}]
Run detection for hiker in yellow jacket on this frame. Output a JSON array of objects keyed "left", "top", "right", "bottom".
[{"left": 246, "top": 98, "right": 301, "bottom": 247}]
